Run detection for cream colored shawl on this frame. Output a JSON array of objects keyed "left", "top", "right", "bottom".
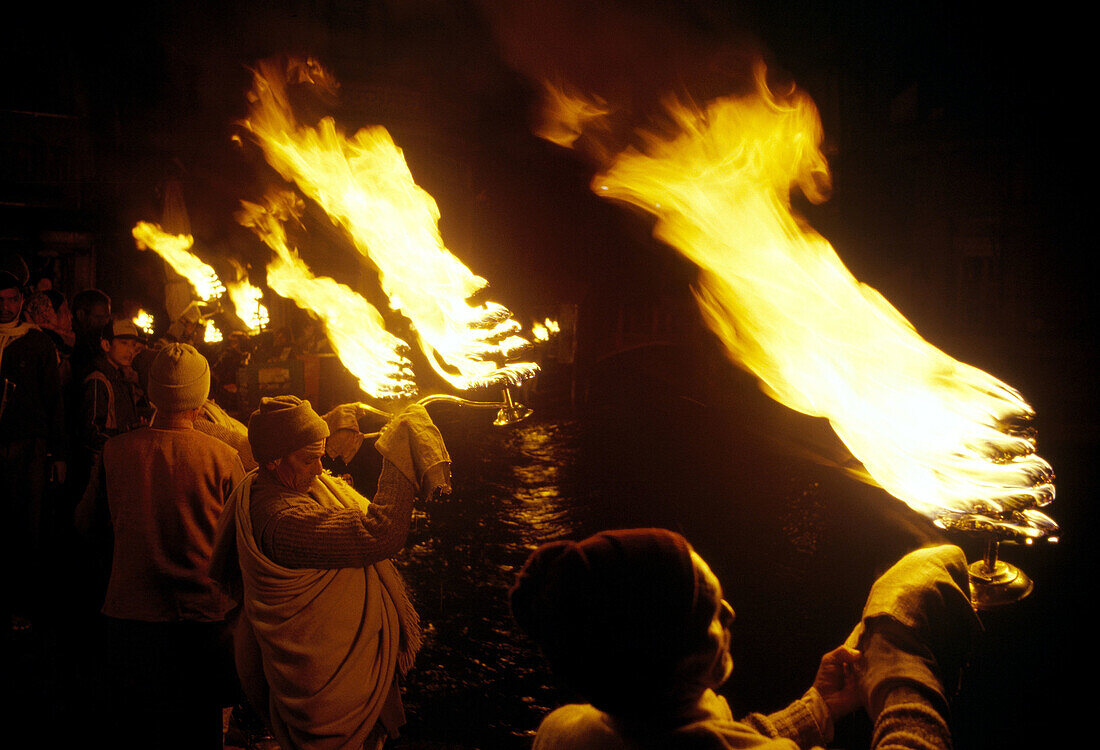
[{"left": 232, "top": 470, "right": 420, "bottom": 749}]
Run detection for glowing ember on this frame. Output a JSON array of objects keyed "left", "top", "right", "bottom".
[
  {"left": 131, "top": 222, "right": 226, "bottom": 302},
  {"left": 133, "top": 309, "right": 156, "bottom": 336},
  {"left": 240, "top": 58, "right": 538, "bottom": 392},
  {"left": 237, "top": 193, "right": 416, "bottom": 399},
  {"left": 543, "top": 66, "right": 1055, "bottom": 529}
]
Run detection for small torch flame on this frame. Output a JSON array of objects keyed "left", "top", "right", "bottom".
[
  {"left": 532, "top": 318, "right": 559, "bottom": 342},
  {"left": 133, "top": 309, "right": 156, "bottom": 336},
  {"left": 226, "top": 277, "right": 270, "bottom": 333},
  {"left": 204, "top": 320, "right": 223, "bottom": 344},
  {"left": 132, "top": 222, "right": 226, "bottom": 302},
  {"left": 240, "top": 58, "right": 538, "bottom": 393}
]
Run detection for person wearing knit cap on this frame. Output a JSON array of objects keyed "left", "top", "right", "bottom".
[
  {"left": 95, "top": 342, "right": 246, "bottom": 749},
  {"left": 209, "top": 395, "right": 451, "bottom": 750},
  {"left": 512, "top": 532, "right": 976, "bottom": 750}
]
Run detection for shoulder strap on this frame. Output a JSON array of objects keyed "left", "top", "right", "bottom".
[{"left": 84, "top": 370, "right": 116, "bottom": 431}]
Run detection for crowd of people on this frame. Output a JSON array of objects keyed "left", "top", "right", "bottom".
[{"left": 1, "top": 257, "right": 982, "bottom": 750}]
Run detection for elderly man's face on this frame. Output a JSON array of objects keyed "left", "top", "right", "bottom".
[
  {"left": 274, "top": 439, "right": 326, "bottom": 493},
  {"left": 0, "top": 287, "right": 23, "bottom": 324}
]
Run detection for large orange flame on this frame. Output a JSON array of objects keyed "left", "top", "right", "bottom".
[
  {"left": 240, "top": 58, "right": 537, "bottom": 392},
  {"left": 237, "top": 193, "right": 416, "bottom": 399},
  {"left": 545, "top": 67, "right": 1055, "bottom": 532}
]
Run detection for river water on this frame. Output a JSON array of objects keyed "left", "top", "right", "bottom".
[
  {"left": 369, "top": 345, "right": 1080, "bottom": 749},
  {"left": 369, "top": 374, "right": 933, "bottom": 749}
]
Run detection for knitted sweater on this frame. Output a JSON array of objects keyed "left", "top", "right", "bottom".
[{"left": 248, "top": 463, "right": 414, "bottom": 569}]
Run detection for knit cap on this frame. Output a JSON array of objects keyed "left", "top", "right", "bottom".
[
  {"left": 247, "top": 395, "right": 330, "bottom": 464},
  {"left": 509, "top": 528, "right": 712, "bottom": 719},
  {"left": 148, "top": 343, "right": 210, "bottom": 413}
]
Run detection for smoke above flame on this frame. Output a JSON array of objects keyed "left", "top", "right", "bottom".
[
  {"left": 539, "top": 65, "right": 1055, "bottom": 531},
  {"left": 238, "top": 57, "right": 537, "bottom": 394}
]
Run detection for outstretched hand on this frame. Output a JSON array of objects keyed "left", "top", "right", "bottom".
[{"left": 812, "top": 645, "right": 863, "bottom": 721}]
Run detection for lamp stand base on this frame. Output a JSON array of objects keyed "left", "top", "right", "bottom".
[{"left": 968, "top": 559, "right": 1034, "bottom": 609}]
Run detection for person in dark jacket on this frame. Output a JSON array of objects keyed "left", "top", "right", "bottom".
[{"left": 0, "top": 270, "right": 64, "bottom": 631}]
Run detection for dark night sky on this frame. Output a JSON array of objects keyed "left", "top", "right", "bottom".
[{"left": 3, "top": 1, "right": 1092, "bottom": 334}]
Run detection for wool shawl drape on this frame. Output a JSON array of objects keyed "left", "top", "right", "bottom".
[{"left": 230, "top": 470, "right": 419, "bottom": 750}]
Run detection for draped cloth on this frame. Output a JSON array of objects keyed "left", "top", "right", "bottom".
[
  {"left": 226, "top": 470, "right": 421, "bottom": 749},
  {"left": 0, "top": 319, "right": 34, "bottom": 373}
]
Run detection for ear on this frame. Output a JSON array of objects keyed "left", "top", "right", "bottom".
[{"left": 100, "top": 339, "right": 111, "bottom": 353}]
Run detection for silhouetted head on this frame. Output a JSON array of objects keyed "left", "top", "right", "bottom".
[{"left": 510, "top": 528, "right": 735, "bottom": 721}]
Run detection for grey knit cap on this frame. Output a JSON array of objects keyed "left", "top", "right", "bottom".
[
  {"left": 148, "top": 343, "right": 211, "bottom": 413},
  {"left": 247, "top": 395, "right": 330, "bottom": 464}
]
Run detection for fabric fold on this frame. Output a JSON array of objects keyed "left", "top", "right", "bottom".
[
  {"left": 223, "top": 471, "right": 420, "bottom": 749},
  {"left": 374, "top": 404, "right": 451, "bottom": 499}
]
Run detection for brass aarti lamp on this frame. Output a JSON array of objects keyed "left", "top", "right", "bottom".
[
  {"left": 933, "top": 492, "right": 1058, "bottom": 610},
  {"left": 359, "top": 382, "right": 534, "bottom": 433}
]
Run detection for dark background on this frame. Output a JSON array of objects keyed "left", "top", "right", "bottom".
[{"left": 2, "top": 2, "right": 1093, "bottom": 747}]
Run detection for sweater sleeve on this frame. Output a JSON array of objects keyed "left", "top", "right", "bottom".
[
  {"left": 871, "top": 686, "right": 952, "bottom": 750},
  {"left": 252, "top": 462, "right": 415, "bottom": 569},
  {"left": 742, "top": 688, "right": 831, "bottom": 749}
]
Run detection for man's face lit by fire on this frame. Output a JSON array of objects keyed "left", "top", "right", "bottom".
[
  {"left": 0, "top": 287, "right": 23, "bottom": 324},
  {"left": 273, "top": 439, "right": 326, "bottom": 493},
  {"left": 691, "top": 551, "right": 736, "bottom": 687},
  {"left": 102, "top": 336, "right": 140, "bottom": 369}
]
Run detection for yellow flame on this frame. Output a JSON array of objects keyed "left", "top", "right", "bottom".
[
  {"left": 226, "top": 278, "right": 270, "bottom": 333},
  {"left": 560, "top": 67, "right": 1054, "bottom": 523},
  {"left": 240, "top": 58, "right": 537, "bottom": 392},
  {"left": 532, "top": 318, "right": 559, "bottom": 342},
  {"left": 133, "top": 309, "right": 156, "bottom": 336},
  {"left": 204, "top": 320, "right": 223, "bottom": 344},
  {"left": 237, "top": 194, "right": 417, "bottom": 399},
  {"left": 131, "top": 222, "right": 226, "bottom": 302},
  {"left": 536, "top": 78, "right": 612, "bottom": 149}
]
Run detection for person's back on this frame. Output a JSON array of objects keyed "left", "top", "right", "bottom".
[
  {"left": 102, "top": 424, "right": 242, "bottom": 621},
  {"left": 99, "top": 342, "right": 245, "bottom": 750}
]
